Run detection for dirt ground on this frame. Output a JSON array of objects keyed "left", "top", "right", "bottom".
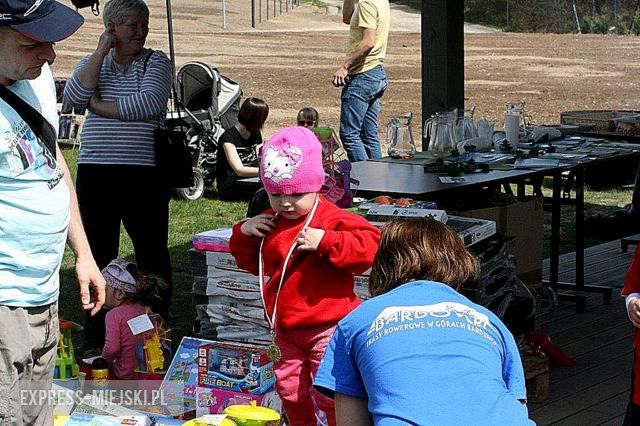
[{"left": 53, "top": 1, "right": 640, "bottom": 150}]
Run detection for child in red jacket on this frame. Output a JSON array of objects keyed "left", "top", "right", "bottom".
[
  {"left": 623, "top": 245, "right": 640, "bottom": 424},
  {"left": 230, "top": 126, "right": 380, "bottom": 426}
]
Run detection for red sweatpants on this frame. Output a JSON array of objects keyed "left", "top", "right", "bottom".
[{"left": 273, "top": 324, "right": 337, "bottom": 426}]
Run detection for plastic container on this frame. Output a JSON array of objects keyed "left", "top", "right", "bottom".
[
  {"left": 91, "top": 357, "right": 109, "bottom": 391},
  {"left": 224, "top": 401, "right": 281, "bottom": 426}
]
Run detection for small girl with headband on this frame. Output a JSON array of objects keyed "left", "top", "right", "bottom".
[
  {"left": 100, "top": 258, "right": 165, "bottom": 380},
  {"left": 230, "top": 126, "right": 380, "bottom": 425}
]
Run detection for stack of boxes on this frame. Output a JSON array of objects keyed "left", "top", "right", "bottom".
[{"left": 189, "top": 238, "right": 271, "bottom": 345}]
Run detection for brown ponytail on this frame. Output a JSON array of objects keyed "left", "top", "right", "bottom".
[{"left": 120, "top": 262, "right": 168, "bottom": 306}]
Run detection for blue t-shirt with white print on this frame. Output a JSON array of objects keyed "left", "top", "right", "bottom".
[
  {"left": 314, "top": 280, "right": 534, "bottom": 426},
  {"left": 0, "top": 64, "right": 70, "bottom": 307}
]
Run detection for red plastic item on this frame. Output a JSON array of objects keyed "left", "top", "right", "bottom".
[{"left": 525, "top": 332, "right": 576, "bottom": 367}]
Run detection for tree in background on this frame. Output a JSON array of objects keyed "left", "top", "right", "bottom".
[{"left": 464, "top": 0, "right": 640, "bottom": 33}]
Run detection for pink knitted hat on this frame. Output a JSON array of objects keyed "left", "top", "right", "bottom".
[{"left": 260, "top": 127, "right": 325, "bottom": 195}]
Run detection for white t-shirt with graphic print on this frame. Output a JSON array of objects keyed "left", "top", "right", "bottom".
[{"left": 0, "top": 63, "right": 70, "bottom": 307}]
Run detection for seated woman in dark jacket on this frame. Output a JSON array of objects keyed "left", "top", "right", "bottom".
[{"left": 216, "top": 97, "right": 269, "bottom": 200}]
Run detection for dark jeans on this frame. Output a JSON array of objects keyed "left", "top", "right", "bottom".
[
  {"left": 76, "top": 164, "right": 172, "bottom": 348},
  {"left": 339, "top": 65, "right": 388, "bottom": 162}
]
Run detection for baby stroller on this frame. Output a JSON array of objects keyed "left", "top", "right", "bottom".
[{"left": 166, "top": 61, "right": 242, "bottom": 200}]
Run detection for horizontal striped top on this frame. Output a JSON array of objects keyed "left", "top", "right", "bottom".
[{"left": 64, "top": 49, "right": 173, "bottom": 166}]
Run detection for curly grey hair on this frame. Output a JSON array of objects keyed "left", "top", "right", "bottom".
[{"left": 103, "top": 0, "right": 149, "bottom": 27}]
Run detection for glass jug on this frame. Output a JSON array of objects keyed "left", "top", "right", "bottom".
[
  {"left": 424, "top": 109, "right": 459, "bottom": 155},
  {"left": 386, "top": 113, "right": 417, "bottom": 159},
  {"left": 458, "top": 106, "right": 478, "bottom": 141}
]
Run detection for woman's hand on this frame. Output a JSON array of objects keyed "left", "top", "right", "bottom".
[
  {"left": 96, "top": 28, "right": 116, "bottom": 56},
  {"left": 240, "top": 214, "right": 277, "bottom": 238},
  {"left": 297, "top": 227, "right": 325, "bottom": 252},
  {"left": 88, "top": 91, "right": 102, "bottom": 113}
]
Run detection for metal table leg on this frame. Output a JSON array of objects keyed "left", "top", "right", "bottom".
[{"left": 555, "top": 166, "right": 613, "bottom": 312}]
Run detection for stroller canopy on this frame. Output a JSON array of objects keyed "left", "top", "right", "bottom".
[{"left": 177, "top": 61, "right": 242, "bottom": 120}]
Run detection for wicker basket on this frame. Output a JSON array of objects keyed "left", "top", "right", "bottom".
[{"left": 560, "top": 110, "right": 640, "bottom": 135}]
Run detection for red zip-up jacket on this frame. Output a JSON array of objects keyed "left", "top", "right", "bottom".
[
  {"left": 230, "top": 196, "right": 380, "bottom": 330},
  {"left": 623, "top": 244, "right": 640, "bottom": 404}
]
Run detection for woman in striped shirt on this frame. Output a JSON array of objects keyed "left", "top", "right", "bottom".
[{"left": 64, "top": 0, "right": 174, "bottom": 356}]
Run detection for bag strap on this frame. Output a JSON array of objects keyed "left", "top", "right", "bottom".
[
  {"left": 0, "top": 84, "right": 57, "bottom": 160},
  {"left": 140, "top": 50, "right": 165, "bottom": 129},
  {"left": 142, "top": 49, "right": 153, "bottom": 75},
  {"left": 142, "top": 50, "right": 183, "bottom": 135}
]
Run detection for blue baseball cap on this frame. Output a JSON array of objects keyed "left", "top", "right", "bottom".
[{"left": 0, "top": 0, "right": 84, "bottom": 42}]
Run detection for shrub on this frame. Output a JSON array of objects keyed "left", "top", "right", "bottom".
[
  {"left": 582, "top": 15, "right": 594, "bottom": 33},
  {"left": 616, "top": 22, "right": 629, "bottom": 35},
  {"left": 592, "top": 15, "right": 610, "bottom": 34},
  {"left": 631, "top": 9, "right": 640, "bottom": 35}
]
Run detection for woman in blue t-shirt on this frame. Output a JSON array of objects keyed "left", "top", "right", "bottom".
[
  {"left": 216, "top": 97, "right": 269, "bottom": 200},
  {"left": 314, "top": 217, "right": 534, "bottom": 426}
]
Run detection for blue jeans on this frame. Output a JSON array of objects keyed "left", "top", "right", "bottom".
[{"left": 339, "top": 66, "right": 388, "bottom": 162}]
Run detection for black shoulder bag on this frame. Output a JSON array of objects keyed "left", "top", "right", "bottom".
[
  {"left": 0, "top": 85, "right": 58, "bottom": 162},
  {"left": 71, "top": 0, "right": 100, "bottom": 16},
  {"left": 142, "top": 51, "right": 194, "bottom": 189}
]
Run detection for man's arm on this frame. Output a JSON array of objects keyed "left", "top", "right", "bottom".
[
  {"left": 56, "top": 144, "right": 105, "bottom": 316},
  {"left": 332, "top": 27, "right": 376, "bottom": 87},
  {"left": 335, "top": 393, "right": 373, "bottom": 426},
  {"left": 342, "top": 0, "right": 356, "bottom": 24}
]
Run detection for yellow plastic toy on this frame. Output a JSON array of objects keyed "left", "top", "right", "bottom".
[
  {"left": 136, "top": 308, "right": 171, "bottom": 375},
  {"left": 224, "top": 401, "right": 281, "bottom": 426},
  {"left": 183, "top": 415, "right": 236, "bottom": 426},
  {"left": 144, "top": 332, "right": 165, "bottom": 373},
  {"left": 54, "top": 415, "right": 69, "bottom": 426}
]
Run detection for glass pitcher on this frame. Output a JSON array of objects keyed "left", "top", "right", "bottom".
[
  {"left": 386, "top": 113, "right": 416, "bottom": 159},
  {"left": 424, "top": 109, "right": 459, "bottom": 155},
  {"left": 458, "top": 106, "right": 478, "bottom": 141}
]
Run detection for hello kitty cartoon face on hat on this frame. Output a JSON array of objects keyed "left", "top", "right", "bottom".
[{"left": 262, "top": 145, "right": 303, "bottom": 183}]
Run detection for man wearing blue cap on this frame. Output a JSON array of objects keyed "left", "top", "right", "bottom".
[{"left": 0, "top": 1, "right": 105, "bottom": 424}]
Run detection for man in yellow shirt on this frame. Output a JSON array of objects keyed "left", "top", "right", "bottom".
[{"left": 333, "top": 0, "right": 390, "bottom": 162}]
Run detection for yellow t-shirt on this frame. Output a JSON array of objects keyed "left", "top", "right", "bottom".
[{"left": 347, "top": 0, "right": 390, "bottom": 74}]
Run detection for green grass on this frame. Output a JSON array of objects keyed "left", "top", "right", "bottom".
[
  {"left": 58, "top": 146, "right": 634, "bottom": 347},
  {"left": 520, "top": 178, "right": 633, "bottom": 258},
  {"left": 58, "top": 146, "right": 248, "bottom": 347}
]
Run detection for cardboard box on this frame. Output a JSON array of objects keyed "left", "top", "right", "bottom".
[
  {"left": 197, "top": 342, "right": 275, "bottom": 394},
  {"left": 160, "top": 336, "right": 216, "bottom": 416},
  {"left": 206, "top": 251, "right": 243, "bottom": 273},
  {"left": 453, "top": 196, "right": 543, "bottom": 287},
  {"left": 205, "top": 273, "right": 261, "bottom": 297},
  {"left": 195, "top": 387, "right": 282, "bottom": 416},
  {"left": 366, "top": 205, "right": 448, "bottom": 223}
]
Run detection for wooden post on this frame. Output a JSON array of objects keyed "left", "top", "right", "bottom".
[{"left": 421, "top": 0, "right": 465, "bottom": 144}]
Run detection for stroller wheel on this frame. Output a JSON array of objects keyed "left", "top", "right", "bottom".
[{"left": 175, "top": 168, "right": 206, "bottom": 201}]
